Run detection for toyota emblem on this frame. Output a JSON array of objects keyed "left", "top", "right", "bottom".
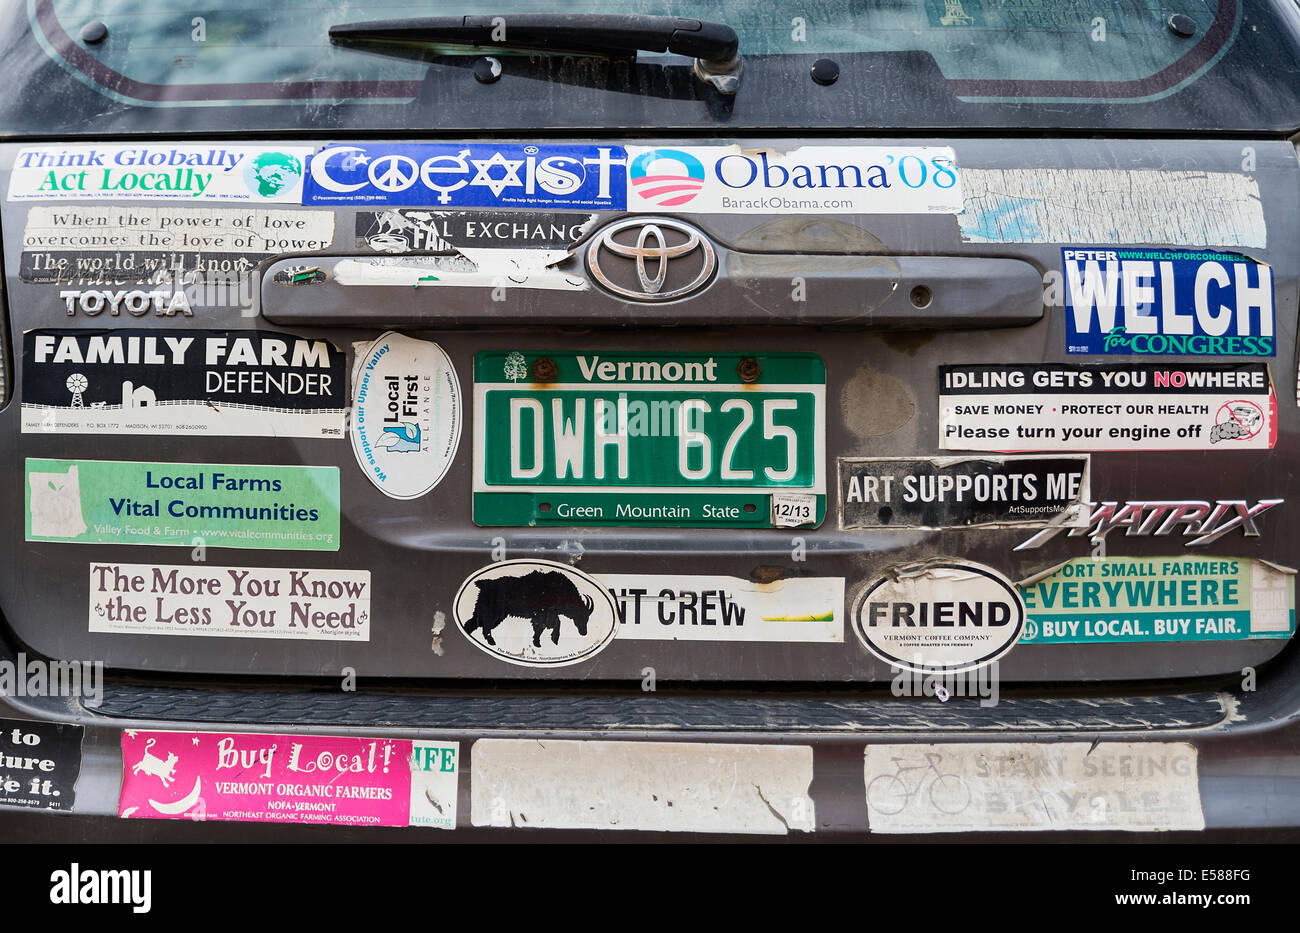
[{"left": 585, "top": 217, "right": 717, "bottom": 302}]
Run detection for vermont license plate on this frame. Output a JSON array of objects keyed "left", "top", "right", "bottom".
[{"left": 473, "top": 351, "right": 826, "bottom": 527}]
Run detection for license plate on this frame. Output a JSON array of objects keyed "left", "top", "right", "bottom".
[{"left": 473, "top": 351, "right": 826, "bottom": 527}]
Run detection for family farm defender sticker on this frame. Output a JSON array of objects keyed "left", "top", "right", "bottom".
[
  {"left": 471, "top": 739, "right": 814, "bottom": 834},
  {"left": 89, "top": 563, "right": 370, "bottom": 642},
  {"left": 1062, "top": 248, "right": 1275, "bottom": 357},
  {"left": 119, "top": 730, "right": 454, "bottom": 827},
  {"left": 853, "top": 561, "right": 1025, "bottom": 675},
  {"left": 454, "top": 560, "right": 619, "bottom": 667},
  {"left": 596, "top": 574, "right": 844, "bottom": 643},
  {"left": 8, "top": 145, "right": 313, "bottom": 203},
  {"left": 1017, "top": 557, "right": 1295, "bottom": 645},
  {"left": 939, "top": 363, "right": 1276, "bottom": 452},
  {"left": 351, "top": 332, "right": 461, "bottom": 500},
  {"left": 839, "top": 456, "right": 1090, "bottom": 530},
  {"left": 19, "top": 205, "right": 334, "bottom": 286},
  {"left": 625, "top": 145, "right": 962, "bottom": 214},
  {"left": 473, "top": 351, "right": 826, "bottom": 528},
  {"left": 305, "top": 143, "right": 627, "bottom": 209},
  {"left": 22, "top": 330, "right": 347, "bottom": 438},
  {"left": 863, "top": 742, "right": 1204, "bottom": 833},
  {"left": 0, "top": 718, "right": 83, "bottom": 812},
  {"left": 25, "top": 459, "right": 340, "bottom": 551}
]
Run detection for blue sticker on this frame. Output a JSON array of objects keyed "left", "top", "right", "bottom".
[
  {"left": 303, "top": 143, "right": 628, "bottom": 209},
  {"left": 1063, "top": 248, "right": 1275, "bottom": 357}
]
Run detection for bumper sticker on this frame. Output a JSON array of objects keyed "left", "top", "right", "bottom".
[
  {"left": 89, "top": 562, "right": 370, "bottom": 642},
  {"left": 120, "top": 730, "right": 458, "bottom": 828},
  {"left": 939, "top": 363, "right": 1276, "bottom": 452},
  {"left": 1018, "top": 557, "right": 1295, "bottom": 644},
  {"left": 865, "top": 742, "right": 1204, "bottom": 833},
  {"left": 25, "top": 458, "right": 340, "bottom": 551}
]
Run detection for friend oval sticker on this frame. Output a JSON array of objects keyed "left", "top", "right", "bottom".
[{"left": 853, "top": 561, "right": 1025, "bottom": 674}]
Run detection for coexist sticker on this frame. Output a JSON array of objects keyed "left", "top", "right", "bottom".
[
  {"left": 853, "top": 561, "right": 1025, "bottom": 674},
  {"left": 453, "top": 559, "right": 619, "bottom": 667}
]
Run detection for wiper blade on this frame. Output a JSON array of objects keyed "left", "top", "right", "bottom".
[{"left": 329, "top": 14, "right": 743, "bottom": 93}]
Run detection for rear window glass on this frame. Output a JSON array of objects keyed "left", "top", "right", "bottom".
[
  {"left": 33, "top": 0, "right": 1233, "bottom": 101},
  {"left": 3, "top": 0, "right": 1299, "bottom": 133}
]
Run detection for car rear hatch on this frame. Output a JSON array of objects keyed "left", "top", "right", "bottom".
[{"left": 2, "top": 0, "right": 1300, "bottom": 834}]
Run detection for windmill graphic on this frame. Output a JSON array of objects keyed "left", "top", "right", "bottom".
[{"left": 66, "top": 373, "right": 88, "bottom": 408}]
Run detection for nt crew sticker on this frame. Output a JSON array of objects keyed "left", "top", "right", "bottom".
[
  {"left": 1018, "top": 557, "right": 1295, "bottom": 644},
  {"left": 597, "top": 574, "right": 844, "bottom": 643},
  {"left": 1062, "top": 248, "right": 1275, "bottom": 358},
  {"left": 939, "top": 363, "right": 1276, "bottom": 452},
  {"left": 25, "top": 459, "right": 340, "bottom": 551},
  {"left": 89, "top": 563, "right": 370, "bottom": 642},
  {"left": 22, "top": 330, "right": 347, "bottom": 438}
]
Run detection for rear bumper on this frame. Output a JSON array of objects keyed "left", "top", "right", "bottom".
[{"left": 5, "top": 628, "right": 1300, "bottom": 838}]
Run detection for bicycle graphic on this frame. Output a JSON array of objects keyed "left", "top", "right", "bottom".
[{"left": 867, "top": 753, "right": 971, "bottom": 816}]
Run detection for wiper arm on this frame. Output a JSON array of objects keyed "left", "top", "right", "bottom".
[{"left": 329, "top": 14, "right": 743, "bottom": 93}]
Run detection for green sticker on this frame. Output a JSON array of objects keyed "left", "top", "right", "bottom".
[
  {"left": 1019, "top": 557, "right": 1295, "bottom": 643},
  {"left": 25, "top": 458, "right": 339, "bottom": 551}
]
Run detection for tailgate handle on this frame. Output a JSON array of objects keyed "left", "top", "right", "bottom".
[{"left": 260, "top": 253, "right": 1044, "bottom": 330}]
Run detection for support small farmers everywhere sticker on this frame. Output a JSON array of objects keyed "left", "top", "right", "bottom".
[{"left": 1018, "top": 557, "right": 1295, "bottom": 643}]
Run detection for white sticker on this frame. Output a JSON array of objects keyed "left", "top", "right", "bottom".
[
  {"left": 9, "top": 145, "right": 315, "bottom": 203},
  {"left": 21, "top": 205, "right": 333, "bottom": 256},
  {"left": 331, "top": 253, "right": 586, "bottom": 291},
  {"left": 960, "top": 168, "right": 1267, "bottom": 248},
  {"left": 351, "top": 332, "right": 461, "bottom": 500},
  {"left": 471, "top": 739, "right": 815, "bottom": 834},
  {"left": 771, "top": 492, "right": 817, "bottom": 528},
  {"left": 940, "top": 363, "right": 1276, "bottom": 452},
  {"left": 853, "top": 561, "right": 1025, "bottom": 674},
  {"left": 864, "top": 743, "right": 1204, "bottom": 833},
  {"left": 409, "top": 741, "right": 459, "bottom": 830},
  {"left": 89, "top": 562, "right": 370, "bottom": 642},
  {"left": 626, "top": 145, "right": 962, "bottom": 215},
  {"left": 453, "top": 559, "right": 619, "bottom": 667},
  {"left": 596, "top": 574, "right": 843, "bottom": 643}
]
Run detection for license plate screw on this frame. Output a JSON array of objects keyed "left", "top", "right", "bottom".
[
  {"left": 532, "top": 357, "right": 558, "bottom": 382},
  {"left": 737, "top": 357, "right": 761, "bottom": 383}
]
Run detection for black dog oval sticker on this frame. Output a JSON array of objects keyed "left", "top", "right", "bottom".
[{"left": 454, "top": 559, "right": 619, "bottom": 667}]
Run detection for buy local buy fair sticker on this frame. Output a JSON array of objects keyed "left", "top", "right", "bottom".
[{"left": 1017, "top": 557, "right": 1295, "bottom": 644}]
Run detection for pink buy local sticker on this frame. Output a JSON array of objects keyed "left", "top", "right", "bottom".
[{"left": 120, "top": 730, "right": 419, "bottom": 827}]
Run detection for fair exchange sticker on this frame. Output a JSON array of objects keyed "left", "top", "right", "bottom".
[
  {"left": 453, "top": 559, "right": 619, "bottom": 667},
  {"left": 853, "top": 561, "right": 1025, "bottom": 674},
  {"left": 351, "top": 332, "right": 461, "bottom": 500}
]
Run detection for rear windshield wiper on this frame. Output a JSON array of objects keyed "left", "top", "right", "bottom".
[{"left": 329, "top": 13, "right": 743, "bottom": 93}]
